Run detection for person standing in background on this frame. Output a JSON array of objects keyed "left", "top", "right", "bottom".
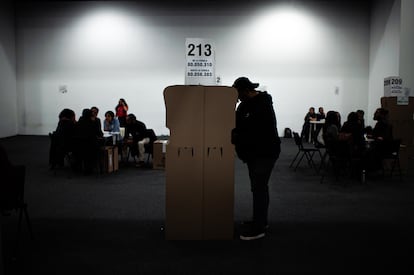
[
  {"left": 231, "top": 77, "right": 281, "bottom": 241},
  {"left": 115, "top": 98, "right": 129, "bottom": 127}
]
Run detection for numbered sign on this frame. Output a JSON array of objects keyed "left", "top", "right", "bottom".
[
  {"left": 185, "top": 38, "right": 215, "bottom": 85},
  {"left": 384, "top": 76, "right": 403, "bottom": 97}
]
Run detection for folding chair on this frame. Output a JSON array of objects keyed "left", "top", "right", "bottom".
[
  {"left": 0, "top": 150, "right": 34, "bottom": 257},
  {"left": 289, "top": 132, "right": 322, "bottom": 172}
]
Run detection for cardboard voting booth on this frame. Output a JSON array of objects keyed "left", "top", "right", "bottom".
[{"left": 164, "top": 85, "right": 238, "bottom": 240}]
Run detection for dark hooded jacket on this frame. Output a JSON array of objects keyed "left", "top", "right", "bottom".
[{"left": 232, "top": 91, "right": 281, "bottom": 162}]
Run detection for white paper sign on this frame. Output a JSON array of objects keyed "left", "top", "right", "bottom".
[
  {"left": 397, "top": 87, "right": 411, "bottom": 105},
  {"left": 384, "top": 76, "right": 403, "bottom": 97},
  {"left": 185, "top": 38, "right": 215, "bottom": 85}
]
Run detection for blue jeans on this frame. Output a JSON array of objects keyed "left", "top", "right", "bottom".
[{"left": 246, "top": 157, "right": 277, "bottom": 229}]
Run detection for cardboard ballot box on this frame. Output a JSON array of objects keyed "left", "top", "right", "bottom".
[
  {"left": 164, "top": 85, "right": 238, "bottom": 240},
  {"left": 153, "top": 140, "right": 168, "bottom": 170},
  {"left": 101, "top": 146, "right": 119, "bottom": 173}
]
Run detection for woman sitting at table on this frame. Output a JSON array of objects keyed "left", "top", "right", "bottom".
[
  {"left": 322, "top": 111, "right": 340, "bottom": 149},
  {"left": 103, "top": 111, "right": 120, "bottom": 133},
  {"left": 365, "top": 108, "right": 393, "bottom": 171},
  {"left": 340, "top": 111, "right": 365, "bottom": 157},
  {"left": 72, "top": 109, "right": 103, "bottom": 174}
]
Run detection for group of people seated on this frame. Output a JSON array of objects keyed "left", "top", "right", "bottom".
[
  {"left": 321, "top": 107, "right": 394, "bottom": 173},
  {"left": 49, "top": 102, "right": 153, "bottom": 174}
]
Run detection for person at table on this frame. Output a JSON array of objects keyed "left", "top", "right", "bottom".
[
  {"left": 356, "top": 109, "right": 365, "bottom": 129},
  {"left": 115, "top": 98, "right": 129, "bottom": 127},
  {"left": 366, "top": 108, "right": 393, "bottom": 170},
  {"left": 103, "top": 111, "right": 120, "bottom": 133},
  {"left": 301, "top": 107, "right": 317, "bottom": 142},
  {"left": 322, "top": 110, "right": 340, "bottom": 150},
  {"left": 124, "top": 113, "right": 150, "bottom": 166},
  {"left": 91, "top": 106, "right": 103, "bottom": 136},
  {"left": 72, "top": 108, "right": 103, "bottom": 174},
  {"left": 371, "top": 108, "right": 393, "bottom": 150},
  {"left": 340, "top": 111, "right": 365, "bottom": 157},
  {"left": 50, "top": 108, "right": 76, "bottom": 168},
  {"left": 316, "top": 107, "right": 326, "bottom": 121},
  {"left": 103, "top": 110, "right": 121, "bottom": 145},
  {"left": 370, "top": 108, "right": 393, "bottom": 142}
]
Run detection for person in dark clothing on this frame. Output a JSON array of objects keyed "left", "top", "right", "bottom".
[
  {"left": 301, "top": 107, "right": 317, "bottom": 142},
  {"left": 365, "top": 108, "right": 393, "bottom": 171},
  {"left": 91, "top": 106, "right": 103, "bottom": 137},
  {"left": 49, "top": 108, "right": 76, "bottom": 168},
  {"left": 124, "top": 113, "right": 149, "bottom": 165},
  {"left": 72, "top": 109, "right": 103, "bottom": 174},
  {"left": 340, "top": 111, "right": 365, "bottom": 157},
  {"left": 231, "top": 77, "right": 281, "bottom": 241}
]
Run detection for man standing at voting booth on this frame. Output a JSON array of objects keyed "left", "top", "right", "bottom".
[{"left": 232, "top": 77, "right": 281, "bottom": 241}]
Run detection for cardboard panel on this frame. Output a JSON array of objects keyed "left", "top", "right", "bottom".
[
  {"left": 381, "top": 97, "right": 414, "bottom": 120},
  {"left": 164, "top": 86, "right": 204, "bottom": 240},
  {"left": 203, "top": 86, "right": 237, "bottom": 239},
  {"left": 163, "top": 85, "right": 237, "bottom": 240},
  {"left": 101, "top": 146, "right": 114, "bottom": 173},
  {"left": 153, "top": 140, "right": 167, "bottom": 170},
  {"left": 390, "top": 120, "right": 414, "bottom": 146},
  {"left": 164, "top": 86, "right": 204, "bottom": 148},
  {"left": 113, "top": 146, "right": 119, "bottom": 171},
  {"left": 165, "top": 144, "right": 203, "bottom": 239}
]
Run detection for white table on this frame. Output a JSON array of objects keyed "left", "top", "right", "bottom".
[
  {"left": 309, "top": 119, "right": 325, "bottom": 143},
  {"left": 103, "top": 131, "right": 121, "bottom": 145}
]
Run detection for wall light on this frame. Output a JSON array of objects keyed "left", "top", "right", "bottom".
[
  {"left": 243, "top": 4, "right": 318, "bottom": 61},
  {"left": 70, "top": 6, "right": 140, "bottom": 60}
]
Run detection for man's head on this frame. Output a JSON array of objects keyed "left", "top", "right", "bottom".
[
  {"left": 91, "top": 106, "right": 99, "bottom": 120},
  {"left": 126, "top": 113, "right": 136, "bottom": 124},
  {"left": 233, "top": 77, "right": 259, "bottom": 101}
]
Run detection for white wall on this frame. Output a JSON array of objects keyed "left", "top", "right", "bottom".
[
  {"left": 16, "top": 1, "right": 371, "bottom": 136},
  {"left": 400, "top": 0, "right": 414, "bottom": 92},
  {"left": 0, "top": 0, "right": 18, "bottom": 138},
  {"left": 368, "top": 0, "right": 400, "bottom": 127}
]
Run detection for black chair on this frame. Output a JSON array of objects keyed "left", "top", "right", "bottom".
[
  {"left": 319, "top": 138, "right": 363, "bottom": 185},
  {"left": 290, "top": 132, "right": 322, "bottom": 172},
  {"left": 382, "top": 139, "right": 402, "bottom": 181},
  {"left": 0, "top": 147, "right": 34, "bottom": 256}
]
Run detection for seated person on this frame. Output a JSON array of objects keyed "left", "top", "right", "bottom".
[
  {"left": 91, "top": 106, "right": 103, "bottom": 137},
  {"left": 103, "top": 111, "right": 120, "bottom": 132},
  {"left": 49, "top": 108, "right": 76, "bottom": 168},
  {"left": 103, "top": 111, "right": 121, "bottom": 145},
  {"left": 301, "top": 107, "right": 317, "bottom": 141},
  {"left": 72, "top": 109, "right": 103, "bottom": 174},
  {"left": 124, "top": 114, "right": 150, "bottom": 166},
  {"left": 316, "top": 107, "right": 326, "bottom": 121},
  {"left": 365, "top": 108, "right": 393, "bottom": 170},
  {"left": 322, "top": 110, "right": 340, "bottom": 152},
  {"left": 340, "top": 111, "right": 365, "bottom": 157}
]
